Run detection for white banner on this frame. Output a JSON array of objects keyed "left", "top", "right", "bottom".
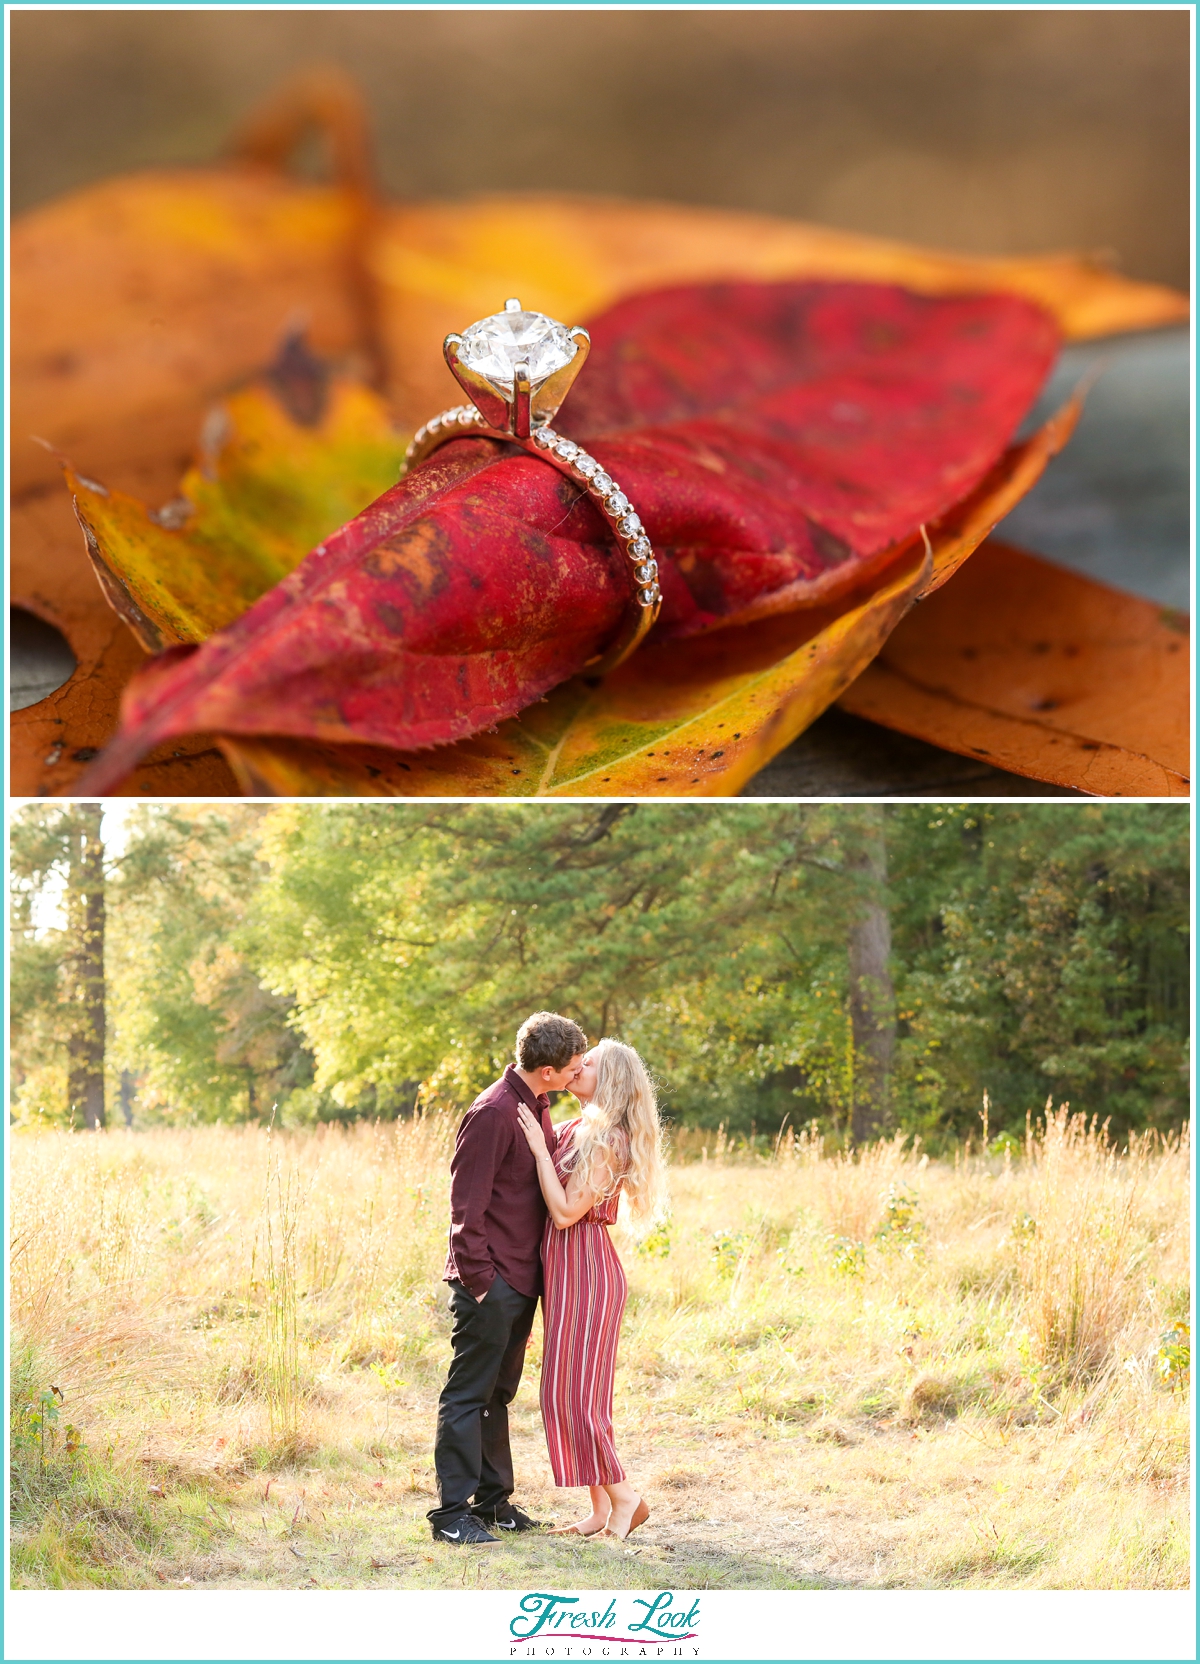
[{"left": 5, "top": 1588, "right": 1195, "bottom": 1662}]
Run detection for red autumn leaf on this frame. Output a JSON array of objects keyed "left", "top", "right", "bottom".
[{"left": 75, "top": 278, "right": 1058, "bottom": 795}]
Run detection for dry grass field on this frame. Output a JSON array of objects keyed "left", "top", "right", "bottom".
[{"left": 9, "top": 1110, "right": 1190, "bottom": 1591}]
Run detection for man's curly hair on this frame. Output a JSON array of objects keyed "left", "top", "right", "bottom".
[{"left": 516, "top": 1011, "right": 587, "bottom": 1072}]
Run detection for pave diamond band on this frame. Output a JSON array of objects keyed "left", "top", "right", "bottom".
[
  {"left": 404, "top": 411, "right": 660, "bottom": 673},
  {"left": 402, "top": 297, "right": 661, "bottom": 675}
]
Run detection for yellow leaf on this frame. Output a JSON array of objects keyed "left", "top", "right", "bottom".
[{"left": 67, "top": 375, "right": 406, "bottom": 650}]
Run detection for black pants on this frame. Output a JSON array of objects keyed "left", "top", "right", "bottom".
[{"left": 428, "top": 1272, "right": 538, "bottom": 1528}]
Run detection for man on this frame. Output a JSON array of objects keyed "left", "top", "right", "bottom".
[{"left": 428, "top": 1011, "right": 587, "bottom": 1546}]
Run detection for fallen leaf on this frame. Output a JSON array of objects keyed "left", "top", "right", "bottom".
[
  {"left": 838, "top": 540, "right": 1189, "bottom": 796},
  {"left": 73, "top": 279, "right": 1059, "bottom": 794},
  {"left": 198, "top": 399, "right": 1065, "bottom": 795},
  {"left": 11, "top": 71, "right": 379, "bottom": 798},
  {"left": 71, "top": 351, "right": 407, "bottom": 652},
  {"left": 12, "top": 69, "right": 378, "bottom": 501},
  {"left": 76, "top": 382, "right": 1071, "bottom": 799},
  {"left": 221, "top": 550, "right": 926, "bottom": 796},
  {"left": 218, "top": 384, "right": 1065, "bottom": 805},
  {"left": 216, "top": 404, "right": 1072, "bottom": 799}
]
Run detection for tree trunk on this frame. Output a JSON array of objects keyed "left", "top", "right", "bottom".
[
  {"left": 848, "top": 808, "right": 895, "bottom": 1144},
  {"left": 66, "top": 803, "right": 106, "bottom": 1131}
]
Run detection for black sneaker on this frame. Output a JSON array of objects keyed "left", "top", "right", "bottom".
[
  {"left": 432, "top": 1513, "right": 499, "bottom": 1546},
  {"left": 471, "top": 1501, "right": 544, "bottom": 1534}
]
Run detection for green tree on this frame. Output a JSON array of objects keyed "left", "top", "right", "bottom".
[
  {"left": 12, "top": 801, "right": 1187, "bottom": 1143},
  {"left": 107, "top": 806, "right": 316, "bottom": 1123},
  {"left": 249, "top": 804, "right": 895, "bottom": 1131},
  {"left": 887, "top": 804, "right": 1190, "bottom": 1139},
  {"left": 10, "top": 804, "right": 108, "bottom": 1128}
]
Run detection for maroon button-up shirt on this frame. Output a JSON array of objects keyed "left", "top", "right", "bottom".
[{"left": 443, "top": 1064, "right": 559, "bottom": 1300}]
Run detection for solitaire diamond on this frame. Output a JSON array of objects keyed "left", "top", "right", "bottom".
[{"left": 459, "top": 309, "right": 577, "bottom": 394}]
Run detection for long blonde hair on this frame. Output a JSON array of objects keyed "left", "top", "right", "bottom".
[{"left": 564, "top": 1038, "right": 667, "bottom": 1227}]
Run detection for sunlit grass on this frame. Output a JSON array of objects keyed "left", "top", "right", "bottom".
[{"left": 9, "top": 1110, "right": 1190, "bottom": 1589}]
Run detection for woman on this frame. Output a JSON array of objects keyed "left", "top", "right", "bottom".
[{"left": 516, "top": 1038, "right": 666, "bottom": 1540}]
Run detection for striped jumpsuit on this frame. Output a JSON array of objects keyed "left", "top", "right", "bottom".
[{"left": 539, "top": 1120, "right": 627, "bottom": 1486}]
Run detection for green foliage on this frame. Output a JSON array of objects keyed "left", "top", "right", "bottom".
[
  {"left": 874, "top": 1184, "right": 925, "bottom": 1257},
  {"left": 636, "top": 1220, "right": 673, "bottom": 1259},
  {"left": 888, "top": 804, "right": 1190, "bottom": 1139},
  {"left": 9, "top": 1348, "right": 87, "bottom": 1511},
  {"left": 9, "top": 807, "right": 98, "bottom": 1125},
  {"left": 106, "top": 807, "right": 317, "bottom": 1122},
  {"left": 830, "top": 1238, "right": 867, "bottom": 1277},
  {"left": 1156, "top": 1321, "right": 1190, "bottom": 1391},
  {"left": 14, "top": 1383, "right": 64, "bottom": 1466},
  {"left": 9, "top": 802, "right": 1189, "bottom": 1140},
  {"left": 710, "top": 1230, "right": 751, "bottom": 1275}
]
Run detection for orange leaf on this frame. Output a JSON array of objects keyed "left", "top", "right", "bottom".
[
  {"left": 11, "top": 71, "right": 378, "bottom": 798},
  {"left": 375, "top": 194, "right": 1187, "bottom": 428},
  {"left": 12, "top": 170, "right": 370, "bottom": 501},
  {"left": 837, "top": 540, "right": 1189, "bottom": 797}
]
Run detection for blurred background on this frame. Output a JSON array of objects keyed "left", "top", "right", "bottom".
[{"left": 11, "top": 8, "right": 1190, "bottom": 286}]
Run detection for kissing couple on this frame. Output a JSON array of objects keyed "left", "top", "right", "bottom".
[{"left": 427, "top": 1011, "right": 666, "bottom": 1547}]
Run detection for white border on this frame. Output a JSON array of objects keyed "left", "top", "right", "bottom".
[
  {"left": 4, "top": 1589, "right": 1197, "bottom": 1662},
  {"left": 5, "top": 5, "right": 1196, "bottom": 1664}
]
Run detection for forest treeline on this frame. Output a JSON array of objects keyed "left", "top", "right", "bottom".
[{"left": 9, "top": 802, "right": 1189, "bottom": 1146}]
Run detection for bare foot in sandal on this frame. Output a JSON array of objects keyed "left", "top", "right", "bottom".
[
  {"left": 551, "top": 1512, "right": 610, "bottom": 1536},
  {"left": 604, "top": 1490, "right": 649, "bottom": 1540},
  {"left": 550, "top": 1485, "right": 610, "bottom": 1536}
]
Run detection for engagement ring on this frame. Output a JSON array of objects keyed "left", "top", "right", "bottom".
[{"left": 405, "top": 299, "right": 661, "bottom": 674}]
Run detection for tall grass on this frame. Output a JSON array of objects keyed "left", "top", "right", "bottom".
[
  {"left": 8, "top": 1107, "right": 1190, "bottom": 1589},
  {"left": 1013, "top": 1106, "right": 1157, "bottom": 1378},
  {"left": 254, "top": 1142, "right": 303, "bottom": 1453}
]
